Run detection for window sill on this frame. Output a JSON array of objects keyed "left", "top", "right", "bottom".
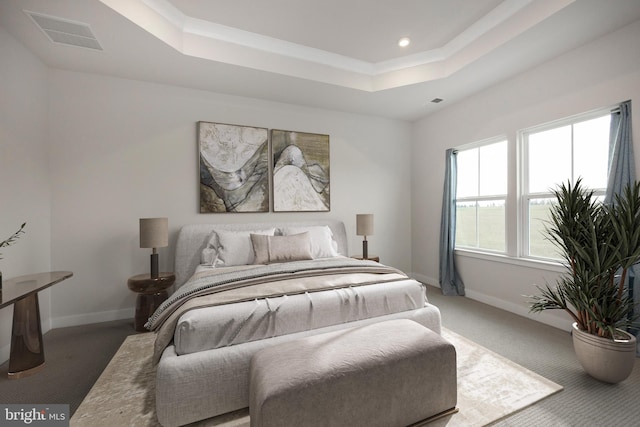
[{"left": 454, "top": 249, "right": 565, "bottom": 273}]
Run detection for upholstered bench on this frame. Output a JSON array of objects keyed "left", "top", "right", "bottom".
[{"left": 249, "top": 319, "right": 457, "bottom": 427}]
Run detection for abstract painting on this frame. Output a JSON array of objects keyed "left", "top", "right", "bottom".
[
  {"left": 271, "top": 129, "right": 330, "bottom": 212},
  {"left": 199, "top": 122, "right": 269, "bottom": 213}
]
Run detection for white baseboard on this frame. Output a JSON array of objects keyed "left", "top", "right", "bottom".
[
  {"left": 410, "top": 272, "right": 572, "bottom": 332},
  {"left": 51, "top": 307, "right": 134, "bottom": 329},
  {"left": 463, "top": 288, "right": 572, "bottom": 332},
  {"left": 0, "top": 308, "right": 135, "bottom": 366},
  {"left": 411, "top": 272, "right": 438, "bottom": 286}
]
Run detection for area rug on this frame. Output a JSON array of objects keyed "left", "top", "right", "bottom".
[{"left": 70, "top": 328, "right": 562, "bottom": 427}]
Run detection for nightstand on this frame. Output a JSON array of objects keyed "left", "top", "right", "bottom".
[
  {"left": 127, "top": 272, "right": 175, "bottom": 332},
  {"left": 351, "top": 255, "right": 380, "bottom": 262}
]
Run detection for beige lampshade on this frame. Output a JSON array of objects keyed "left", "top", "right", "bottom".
[
  {"left": 139, "top": 217, "right": 168, "bottom": 248},
  {"left": 356, "top": 214, "right": 374, "bottom": 236}
]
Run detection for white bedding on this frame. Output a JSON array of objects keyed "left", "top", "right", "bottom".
[
  {"left": 155, "top": 220, "right": 443, "bottom": 427},
  {"left": 173, "top": 276, "right": 427, "bottom": 355}
]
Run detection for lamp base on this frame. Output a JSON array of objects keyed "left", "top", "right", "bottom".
[
  {"left": 150, "top": 253, "right": 159, "bottom": 279},
  {"left": 362, "top": 240, "right": 368, "bottom": 260}
]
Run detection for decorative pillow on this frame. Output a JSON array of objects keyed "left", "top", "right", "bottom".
[
  {"left": 279, "top": 226, "right": 339, "bottom": 258},
  {"left": 201, "top": 247, "right": 218, "bottom": 266},
  {"left": 214, "top": 228, "right": 276, "bottom": 266},
  {"left": 200, "top": 231, "right": 220, "bottom": 266},
  {"left": 251, "top": 232, "right": 313, "bottom": 264}
]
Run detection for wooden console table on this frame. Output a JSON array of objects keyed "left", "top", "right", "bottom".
[{"left": 0, "top": 271, "right": 73, "bottom": 378}]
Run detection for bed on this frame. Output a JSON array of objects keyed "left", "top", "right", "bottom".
[{"left": 149, "top": 219, "right": 442, "bottom": 427}]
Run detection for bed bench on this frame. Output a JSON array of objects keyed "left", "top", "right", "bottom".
[{"left": 249, "top": 319, "right": 457, "bottom": 427}]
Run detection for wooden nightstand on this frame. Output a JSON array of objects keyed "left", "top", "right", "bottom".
[
  {"left": 351, "top": 255, "right": 380, "bottom": 262},
  {"left": 127, "top": 272, "right": 175, "bottom": 332}
]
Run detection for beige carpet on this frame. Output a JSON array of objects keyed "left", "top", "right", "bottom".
[{"left": 70, "top": 328, "right": 562, "bottom": 427}]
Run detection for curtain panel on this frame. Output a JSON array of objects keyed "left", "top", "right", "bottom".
[
  {"left": 605, "top": 101, "right": 636, "bottom": 204},
  {"left": 439, "top": 149, "right": 465, "bottom": 296},
  {"left": 605, "top": 101, "right": 638, "bottom": 354}
]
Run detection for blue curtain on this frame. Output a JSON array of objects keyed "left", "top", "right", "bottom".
[
  {"left": 605, "top": 101, "right": 636, "bottom": 204},
  {"left": 604, "top": 101, "right": 638, "bottom": 354},
  {"left": 439, "top": 149, "right": 465, "bottom": 296}
]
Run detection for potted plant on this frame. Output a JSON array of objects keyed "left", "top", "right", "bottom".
[
  {"left": 529, "top": 179, "right": 640, "bottom": 383},
  {"left": 0, "top": 222, "right": 26, "bottom": 290}
]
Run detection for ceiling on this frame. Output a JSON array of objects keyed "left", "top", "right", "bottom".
[{"left": 1, "top": 0, "right": 640, "bottom": 121}]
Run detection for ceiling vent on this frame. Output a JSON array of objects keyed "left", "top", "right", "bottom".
[{"left": 25, "top": 11, "right": 103, "bottom": 51}]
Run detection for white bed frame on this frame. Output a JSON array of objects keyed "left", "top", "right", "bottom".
[
  {"left": 173, "top": 219, "right": 348, "bottom": 290},
  {"left": 155, "top": 220, "right": 441, "bottom": 427}
]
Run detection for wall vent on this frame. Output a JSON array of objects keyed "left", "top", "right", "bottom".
[{"left": 25, "top": 10, "right": 103, "bottom": 51}]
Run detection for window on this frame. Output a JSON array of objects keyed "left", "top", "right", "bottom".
[
  {"left": 522, "top": 113, "right": 610, "bottom": 259},
  {"left": 455, "top": 139, "right": 508, "bottom": 253},
  {"left": 453, "top": 107, "right": 614, "bottom": 263}
]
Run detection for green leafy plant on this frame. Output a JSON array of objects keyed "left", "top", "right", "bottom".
[
  {"left": 528, "top": 179, "right": 640, "bottom": 339},
  {"left": 0, "top": 222, "right": 26, "bottom": 260}
]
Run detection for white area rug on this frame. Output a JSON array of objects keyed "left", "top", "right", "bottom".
[
  {"left": 70, "top": 328, "right": 562, "bottom": 427},
  {"left": 433, "top": 329, "right": 563, "bottom": 426}
]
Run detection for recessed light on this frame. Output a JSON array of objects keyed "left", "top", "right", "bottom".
[
  {"left": 398, "top": 37, "right": 410, "bottom": 48},
  {"left": 431, "top": 98, "right": 444, "bottom": 103}
]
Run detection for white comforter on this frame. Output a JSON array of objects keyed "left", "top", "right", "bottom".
[{"left": 148, "top": 258, "right": 414, "bottom": 362}]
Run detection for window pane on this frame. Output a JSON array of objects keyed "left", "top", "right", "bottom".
[
  {"left": 528, "top": 198, "right": 561, "bottom": 259},
  {"left": 478, "top": 200, "right": 505, "bottom": 252},
  {"left": 479, "top": 141, "right": 507, "bottom": 196},
  {"left": 528, "top": 126, "right": 571, "bottom": 193},
  {"left": 455, "top": 202, "right": 477, "bottom": 247},
  {"left": 456, "top": 149, "right": 478, "bottom": 198},
  {"left": 574, "top": 115, "right": 610, "bottom": 189}
]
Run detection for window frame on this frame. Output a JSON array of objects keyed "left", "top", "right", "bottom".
[
  {"left": 518, "top": 108, "right": 611, "bottom": 261},
  {"left": 452, "top": 106, "right": 615, "bottom": 265},
  {"left": 454, "top": 136, "right": 509, "bottom": 254}
]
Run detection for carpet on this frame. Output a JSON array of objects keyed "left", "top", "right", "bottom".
[{"left": 70, "top": 328, "right": 562, "bottom": 427}]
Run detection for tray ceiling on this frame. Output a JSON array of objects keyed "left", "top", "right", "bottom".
[{"left": 1, "top": 0, "right": 640, "bottom": 120}]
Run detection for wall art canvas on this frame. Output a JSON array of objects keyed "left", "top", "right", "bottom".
[
  {"left": 271, "top": 129, "right": 330, "bottom": 212},
  {"left": 199, "top": 122, "right": 269, "bottom": 213}
]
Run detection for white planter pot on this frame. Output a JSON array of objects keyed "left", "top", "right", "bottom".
[{"left": 572, "top": 322, "right": 636, "bottom": 383}]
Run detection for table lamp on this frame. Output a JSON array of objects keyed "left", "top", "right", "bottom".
[
  {"left": 139, "top": 217, "right": 168, "bottom": 278},
  {"left": 356, "top": 214, "right": 374, "bottom": 259}
]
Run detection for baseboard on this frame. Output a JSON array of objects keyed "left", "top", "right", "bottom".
[
  {"left": 410, "top": 272, "right": 572, "bottom": 332},
  {"left": 0, "top": 308, "right": 135, "bottom": 366},
  {"left": 411, "top": 272, "right": 438, "bottom": 287},
  {"left": 51, "top": 307, "right": 134, "bottom": 329},
  {"left": 463, "top": 288, "right": 572, "bottom": 332}
]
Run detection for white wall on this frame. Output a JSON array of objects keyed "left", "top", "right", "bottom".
[
  {"left": 9, "top": 10, "right": 639, "bottom": 352},
  {"left": 47, "top": 70, "right": 413, "bottom": 326},
  {"left": 0, "top": 27, "right": 52, "bottom": 361},
  {"left": 411, "top": 19, "right": 640, "bottom": 331}
]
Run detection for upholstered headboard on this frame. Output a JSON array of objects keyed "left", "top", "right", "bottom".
[{"left": 174, "top": 219, "right": 348, "bottom": 289}]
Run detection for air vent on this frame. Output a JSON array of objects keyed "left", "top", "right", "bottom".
[{"left": 25, "top": 11, "right": 103, "bottom": 51}]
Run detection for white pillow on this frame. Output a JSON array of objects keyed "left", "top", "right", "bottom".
[
  {"left": 201, "top": 247, "right": 219, "bottom": 266},
  {"left": 215, "top": 228, "right": 276, "bottom": 266},
  {"left": 200, "top": 231, "right": 220, "bottom": 266},
  {"left": 279, "top": 226, "right": 339, "bottom": 258}
]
